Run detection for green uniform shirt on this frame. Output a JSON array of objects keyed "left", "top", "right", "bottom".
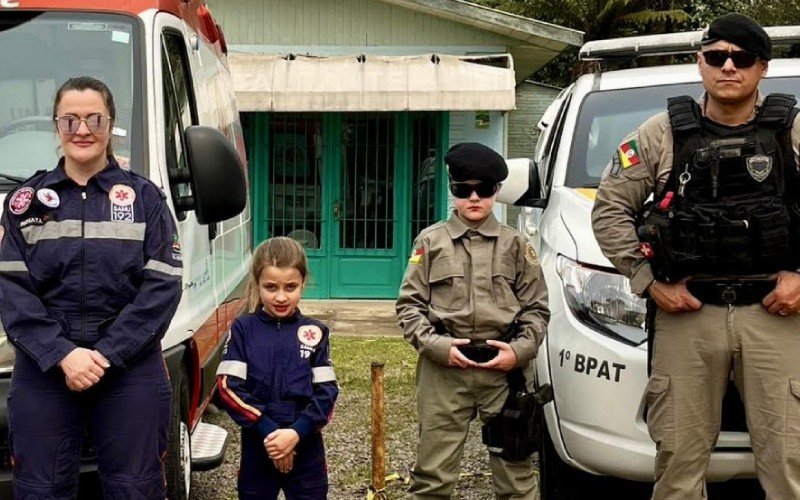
[{"left": 396, "top": 211, "right": 549, "bottom": 366}]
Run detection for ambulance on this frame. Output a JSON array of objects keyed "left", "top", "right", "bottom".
[
  {"left": 0, "top": 1, "right": 250, "bottom": 498},
  {"left": 500, "top": 27, "right": 800, "bottom": 499}
]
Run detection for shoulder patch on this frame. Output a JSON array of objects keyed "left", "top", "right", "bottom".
[
  {"left": 409, "top": 247, "right": 424, "bottom": 264},
  {"left": 524, "top": 242, "right": 539, "bottom": 266},
  {"left": 618, "top": 140, "right": 642, "bottom": 169},
  {"left": 8, "top": 187, "right": 34, "bottom": 215}
]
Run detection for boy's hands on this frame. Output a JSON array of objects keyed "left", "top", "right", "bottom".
[
  {"left": 448, "top": 338, "right": 477, "bottom": 368},
  {"left": 477, "top": 340, "right": 517, "bottom": 371},
  {"left": 264, "top": 429, "right": 300, "bottom": 460}
]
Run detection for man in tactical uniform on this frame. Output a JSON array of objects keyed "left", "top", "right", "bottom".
[
  {"left": 397, "top": 142, "right": 549, "bottom": 499},
  {"left": 592, "top": 13, "right": 800, "bottom": 500}
]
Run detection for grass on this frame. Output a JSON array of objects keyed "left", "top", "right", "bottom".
[{"left": 327, "top": 336, "right": 420, "bottom": 499}]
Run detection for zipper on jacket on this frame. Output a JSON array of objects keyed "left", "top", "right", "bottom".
[{"left": 80, "top": 189, "right": 86, "bottom": 344}]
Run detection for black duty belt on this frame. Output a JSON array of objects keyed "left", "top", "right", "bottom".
[{"left": 686, "top": 278, "right": 776, "bottom": 306}]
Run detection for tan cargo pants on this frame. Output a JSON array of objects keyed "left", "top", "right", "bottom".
[
  {"left": 409, "top": 355, "right": 537, "bottom": 499},
  {"left": 647, "top": 304, "right": 800, "bottom": 500}
]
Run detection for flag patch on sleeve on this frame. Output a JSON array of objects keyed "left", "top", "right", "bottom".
[
  {"left": 409, "top": 247, "right": 424, "bottom": 264},
  {"left": 618, "top": 140, "right": 641, "bottom": 169}
]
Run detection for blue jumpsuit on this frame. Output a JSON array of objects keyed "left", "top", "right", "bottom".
[
  {"left": 216, "top": 309, "right": 338, "bottom": 500},
  {"left": 0, "top": 158, "right": 183, "bottom": 499}
]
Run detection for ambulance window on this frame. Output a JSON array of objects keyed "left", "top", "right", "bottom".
[{"left": 161, "top": 31, "right": 197, "bottom": 221}]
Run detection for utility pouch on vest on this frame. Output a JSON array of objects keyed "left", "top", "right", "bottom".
[{"left": 481, "top": 369, "right": 554, "bottom": 461}]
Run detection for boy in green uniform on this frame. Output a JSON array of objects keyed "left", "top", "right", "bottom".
[{"left": 397, "top": 142, "right": 550, "bottom": 499}]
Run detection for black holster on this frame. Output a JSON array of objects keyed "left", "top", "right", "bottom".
[{"left": 481, "top": 368, "right": 554, "bottom": 461}]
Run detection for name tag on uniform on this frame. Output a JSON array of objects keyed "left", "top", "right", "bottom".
[{"left": 111, "top": 204, "right": 134, "bottom": 223}]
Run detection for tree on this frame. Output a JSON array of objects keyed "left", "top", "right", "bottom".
[{"left": 475, "top": 0, "right": 799, "bottom": 85}]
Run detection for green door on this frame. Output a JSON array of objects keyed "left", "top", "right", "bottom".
[{"left": 243, "top": 112, "right": 446, "bottom": 299}]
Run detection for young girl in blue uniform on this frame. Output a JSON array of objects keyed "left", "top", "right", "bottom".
[{"left": 216, "top": 236, "right": 338, "bottom": 499}]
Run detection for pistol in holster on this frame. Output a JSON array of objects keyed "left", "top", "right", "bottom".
[
  {"left": 481, "top": 369, "right": 553, "bottom": 461},
  {"left": 481, "top": 314, "right": 554, "bottom": 461}
]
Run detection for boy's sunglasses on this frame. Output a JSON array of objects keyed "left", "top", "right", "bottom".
[
  {"left": 449, "top": 181, "right": 500, "bottom": 199},
  {"left": 701, "top": 50, "right": 759, "bottom": 69},
  {"left": 54, "top": 113, "right": 111, "bottom": 134}
]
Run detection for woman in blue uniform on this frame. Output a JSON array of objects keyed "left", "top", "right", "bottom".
[
  {"left": 216, "top": 236, "right": 338, "bottom": 500},
  {"left": 0, "top": 76, "right": 183, "bottom": 498}
]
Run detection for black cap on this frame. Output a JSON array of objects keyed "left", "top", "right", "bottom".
[
  {"left": 445, "top": 142, "right": 508, "bottom": 183},
  {"left": 701, "top": 13, "right": 771, "bottom": 61}
]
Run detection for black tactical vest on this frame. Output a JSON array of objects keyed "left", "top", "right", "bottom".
[{"left": 637, "top": 93, "right": 800, "bottom": 280}]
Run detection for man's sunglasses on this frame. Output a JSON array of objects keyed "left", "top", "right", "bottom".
[
  {"left": 54, "top": 113, "right": 111, "bottom": 134},
  {"left": 701, "top": 50, "right": 759, "bottom": 69},
  {"left": 449, "top": 181, "right": 500, "bottom": 199}
]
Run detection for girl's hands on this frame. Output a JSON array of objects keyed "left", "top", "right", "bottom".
[
  {"left": 272, "top": 453, "right": 295, "bottom": 474},
  {"left": 264, "top": 428, "right": 300, "bottom": 460}
]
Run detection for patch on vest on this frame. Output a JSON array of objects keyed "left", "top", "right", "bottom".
[
  {"left": 618, "top": 140, "right": 641, "bottom": 169},
  {"left": 746, "top": 155, "right": 772, "bottom": 182}
]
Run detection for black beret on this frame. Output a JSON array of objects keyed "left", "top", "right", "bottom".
[
  {"left": 445, "top": 142, "right": 508, "bottom": 183},
  {"left": 701, "top": 13, "right": 771, "bottom": 61}
]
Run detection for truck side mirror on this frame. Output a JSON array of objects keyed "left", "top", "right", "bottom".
[
  {"left": 174, "top": 126, "right": 247, "bottom": 225},
  {"left": 498, "top": 158, "right": 546, "bottom": 208}
]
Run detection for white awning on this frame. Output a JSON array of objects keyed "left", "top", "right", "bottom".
[{"left": 228, "top": 52, "right": 516, "bottom": 112}]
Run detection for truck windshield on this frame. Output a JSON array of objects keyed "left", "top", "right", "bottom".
[
  {"left": 567, "top": 76, "right": 800, "bottom": 188},
  {"left": 0, "top": 11, "right": 142, "bottom": 190}
]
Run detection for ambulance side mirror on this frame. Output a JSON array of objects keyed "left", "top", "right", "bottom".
[
  {"left": 178, "top": 126, "right": 247, "bottom": 224},
  {"left": 497, "top": 158, "right": 546, "bottom": 208}
]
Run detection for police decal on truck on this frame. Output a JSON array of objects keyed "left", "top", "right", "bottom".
[{"left": 559, "top": 349, "right": 626, "bottom": 382}]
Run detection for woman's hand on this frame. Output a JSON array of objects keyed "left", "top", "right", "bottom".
[
  {"left": 59, "top": 348, "right": 110, "bottom": 391},
  {"left": 264, "top": 429, "right": 300, "bottom": 460}
]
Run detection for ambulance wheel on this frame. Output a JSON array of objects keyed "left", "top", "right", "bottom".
[{"left": 166, "top": 364, "right": 192, "bottom": 500}]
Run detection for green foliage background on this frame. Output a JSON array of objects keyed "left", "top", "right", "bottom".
[{"left": 473, "top": 0, "right": 800, "bottom": 86}]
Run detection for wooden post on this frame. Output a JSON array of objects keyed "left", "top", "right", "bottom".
[{"left": 371, "top": 362, "right": 386, "bottom": 496}]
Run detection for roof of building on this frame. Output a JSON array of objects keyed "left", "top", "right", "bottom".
[{"left": 374, "top": 0, "right": 583, "bottom": 80}]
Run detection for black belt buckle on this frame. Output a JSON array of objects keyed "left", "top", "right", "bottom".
[{"left": 717, "top": 283, "right": 741, "bottom": 305}]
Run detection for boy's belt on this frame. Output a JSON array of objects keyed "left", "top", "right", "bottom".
[{"left": 686, "top": 278, "right": 776, "bottom": 306}]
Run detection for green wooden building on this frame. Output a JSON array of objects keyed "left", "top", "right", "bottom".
[{"left": 208, "top": 0, "right": 582, "bottom": 298}]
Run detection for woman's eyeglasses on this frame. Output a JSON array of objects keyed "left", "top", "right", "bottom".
[
  {"left": 449, "top": 181, "right": 500, "bottom": 199},
  {"left": 54, "top": 114, "right": 111, "bottom": 134},
  {"left": 701, "top": 50, "right": 759, "bottom": 69}
]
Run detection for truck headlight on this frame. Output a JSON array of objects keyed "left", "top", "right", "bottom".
[
  {"left": 0, "top": 329, "right": 14, "bottom": 375},
  {"left": 556, "top": 255, "right": 647, "bottom": 345}
]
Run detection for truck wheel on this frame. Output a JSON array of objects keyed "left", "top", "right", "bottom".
[
  {"left": 538, "top": 412, "right": 580, "bottom": 500},
  {"left": 166, "top": 364, "right": 192, "bottom": 500}
]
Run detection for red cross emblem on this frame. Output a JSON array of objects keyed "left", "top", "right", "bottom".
[
  {"left": 304, "top": 330, "right": 317, "bottom": 342},
  {"left": 115, "top": 190, "right": 129, "bottom": 202}
]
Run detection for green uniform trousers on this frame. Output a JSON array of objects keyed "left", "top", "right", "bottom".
[
  {"left": 409, "top": 355, "right": 537, "bottom": 499},
  {"left": 647, "top": 304, "right": 800, "bottom": 500}
]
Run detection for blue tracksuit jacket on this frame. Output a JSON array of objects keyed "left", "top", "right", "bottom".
[{"left": 216, "top": 309, "right": 338, "bottom": 440}]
